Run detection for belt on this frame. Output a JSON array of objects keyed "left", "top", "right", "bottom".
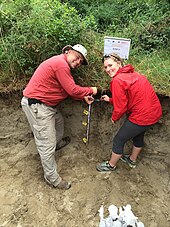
[
  {"left": 27, "top": 97, "right": 57, "bottom": 109},
  {"left": 28, "top": 98, "right": 42, "bottom": 105}
]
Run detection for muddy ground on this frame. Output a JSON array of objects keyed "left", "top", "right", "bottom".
[{"left": 0, "top": 93, "right": 170, "bottom": 227}]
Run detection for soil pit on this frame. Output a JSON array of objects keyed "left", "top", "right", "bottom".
[{"left": 0, "top": 94, "right": 170, "bottom": 227}]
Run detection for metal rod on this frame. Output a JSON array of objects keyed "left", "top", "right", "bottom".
[{"left": 86, "top": 103, "right": 91, "bottom": 143}]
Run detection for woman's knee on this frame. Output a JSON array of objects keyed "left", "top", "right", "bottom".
[{"left": 112, "top": 137, "right": 124, "bottom": 155}]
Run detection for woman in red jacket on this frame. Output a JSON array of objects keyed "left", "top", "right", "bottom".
[{"left": 96, "top": 53, "right": 162, "bottom": 171}]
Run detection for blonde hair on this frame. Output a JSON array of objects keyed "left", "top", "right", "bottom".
[{"left": 102, "top": 53, "right": 124, "bottom": 66}]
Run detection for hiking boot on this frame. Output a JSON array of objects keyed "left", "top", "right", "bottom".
[
  {"left": 44, "top": 176, "right": 71, "bottom": 190},
  {"left": 96, "top": 161, "right": 117, "bottom": 172},
  {"left": 120, "top": 155, "right": 137, "bottom": 168},
  {"left": 56, "top": 136, "right": 71, "bottom": 151},
  {"left": 55, "top": 180, "right": 71, "bottom": 190}
]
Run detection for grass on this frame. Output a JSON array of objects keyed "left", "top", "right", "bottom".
[{"left": 130, "top": 49, "right": 170, "bottom": 96}]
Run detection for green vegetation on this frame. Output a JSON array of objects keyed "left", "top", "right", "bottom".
[{"left": 0, "top": 0, "right": 170, "bottom": 95}]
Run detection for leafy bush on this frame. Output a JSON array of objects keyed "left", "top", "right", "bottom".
[
  {"left": 65, "top": 0, "right": 170, "bottom": 51},
  {"left": 0, "top": 0, "right": 96, "bottom": 82}
]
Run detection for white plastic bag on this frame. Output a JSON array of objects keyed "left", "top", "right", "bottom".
[{"left": 98, "top": 204, "right": 144, "bottom": 227}]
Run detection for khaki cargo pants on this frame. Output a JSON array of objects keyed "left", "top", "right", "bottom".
[{"left": 21, "top": 96, "right": 64, "bottom": 187}]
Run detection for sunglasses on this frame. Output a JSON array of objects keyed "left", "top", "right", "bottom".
[{"left": 102, "top": 54, "right": 122, "bottom": 63}]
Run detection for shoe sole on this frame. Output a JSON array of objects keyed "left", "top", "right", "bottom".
[
  {"left": 127, "top": 163, "right": 136, "bottom": 168},
  {"left": 56, "top": 182, "right": 71, "bottom": 189}
]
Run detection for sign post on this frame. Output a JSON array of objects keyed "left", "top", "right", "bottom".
[{"left": 104, "top": 36, "right": 131, "bottom": 59}]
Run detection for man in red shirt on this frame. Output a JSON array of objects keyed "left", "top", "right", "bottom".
[
  {"left": 96, "top": 53, "right": 162, "bottom": 172},
  {"left": 21, "top": 44, "right": 97, "bottom": 189}
]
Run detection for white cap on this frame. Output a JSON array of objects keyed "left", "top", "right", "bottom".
[{"left": 62, "top": 44, "right": 88, "bottom": 65}]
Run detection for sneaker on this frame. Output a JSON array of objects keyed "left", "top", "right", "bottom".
[
  {"left": 56, "top": 136, "right": 71, "bottom": 151},
  {"left": 55, "top": 180, "right": 71, "bottom": 190},
  {"left": 96, "top": 161, "right": 116, "bottom": 172},
  {"left": 120, "top": 155, "right": 136, "bottom": 168}
]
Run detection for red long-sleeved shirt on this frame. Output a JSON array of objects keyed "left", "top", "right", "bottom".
[
  {"left": 109, "top": 64, "right": 162, "bottom": 125},
  {"left": 23, "top": 54, "right": 93, "bottom": 106}
]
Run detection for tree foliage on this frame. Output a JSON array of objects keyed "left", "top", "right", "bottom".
[
  {"left": 0, "top": 0, "right": 96, "bottom": 81},
  {"left": 64, "top": 0, "right": 169, "bottom": 51}
]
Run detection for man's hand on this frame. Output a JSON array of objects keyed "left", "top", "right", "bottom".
[
  {"left": 100, "top": 95, "right": 110, "bottom": 102},
  {"left": 84, "top": 96, "right": 95, "bottom": 104}
]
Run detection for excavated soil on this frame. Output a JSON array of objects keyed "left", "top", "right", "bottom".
[{"left": 0, "top": 93, "right": 170, "bottom": 227}]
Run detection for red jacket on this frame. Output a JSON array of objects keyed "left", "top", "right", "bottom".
[
  {"left": 23, "top": 54, "right": 93, "bottom": 106},
  {"left": 109, "top": 64, "right": 162, "bottom": 125}
]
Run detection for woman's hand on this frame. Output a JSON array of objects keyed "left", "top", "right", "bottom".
[
  {"left": 100, "top": 95, "right": 110, "bottom": 102},
  {"left": 84, "top": 96, "right": 94, "bottom": 104},
  {"left": 111, "top": 119, "right": 115, "bottom": 124}
]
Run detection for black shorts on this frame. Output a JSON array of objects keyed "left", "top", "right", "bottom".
[{"left": 112, "top": 119, "right": 151, "bottom": 155}]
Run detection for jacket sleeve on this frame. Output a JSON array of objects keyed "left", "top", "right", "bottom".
[
  {"left": 111, "top": 79, "right": 128, "bottom": 121},
  {"left": 55, "top": 67, "right": 93, "bottom": 99},
  {"left": 109, "top": 98, "right": 113, "bottom": 104}
]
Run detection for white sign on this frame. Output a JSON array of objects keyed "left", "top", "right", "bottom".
[{"left": 104, "top": 36, "right": 131, "bottom": 59}]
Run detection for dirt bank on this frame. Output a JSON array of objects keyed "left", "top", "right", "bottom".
[{"left": 0, "top": 94, "right": 170, "bottom": 227}]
